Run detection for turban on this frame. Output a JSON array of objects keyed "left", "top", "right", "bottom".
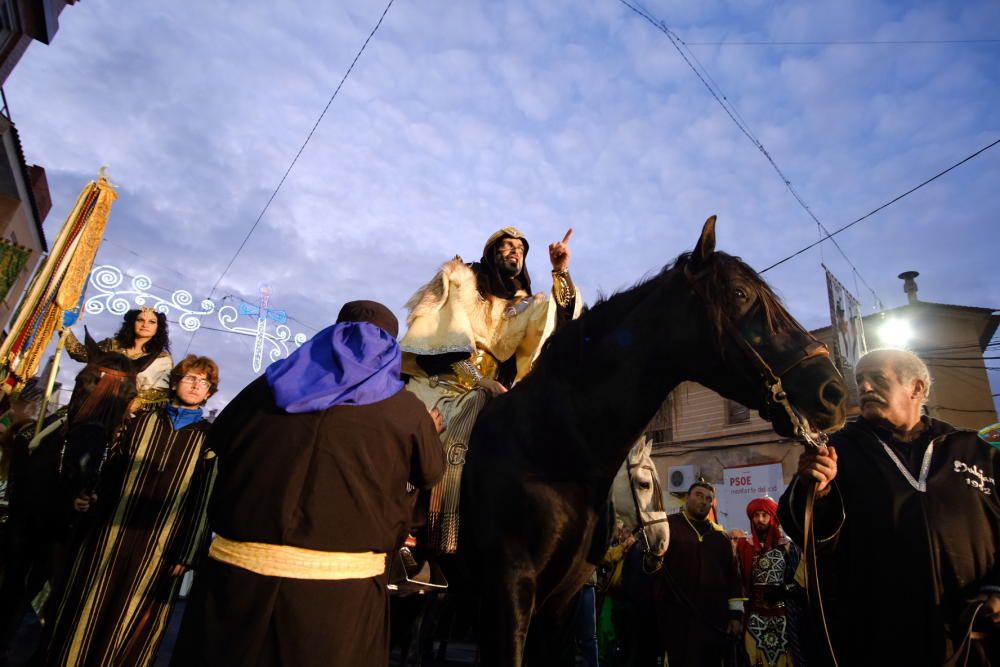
[
  {"left": 746, "top": 496, "right": 778, "bottom": 521},
  {"left": 745, "top": 496, "right": 782, "bottom": 555}
]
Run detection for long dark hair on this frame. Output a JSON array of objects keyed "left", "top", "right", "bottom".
[
  {"left": 114, "top": 309, "right": 170, "bottom": 354},
  {"left": 473, "top": 235, "right": 532, "bottom": 300}
]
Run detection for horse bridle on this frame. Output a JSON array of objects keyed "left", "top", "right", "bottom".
[
  {"left": 58, "top": 365, "right": 133, "bottom": 478},
  {"left": 686, "top": 265, "right": 841, "bottom": 665},
  {"left": 625, "top": 460, "right": 667, "bottom": 572},
  {"left": 685, "top": 266, "right": 832, "bottom": 449}
]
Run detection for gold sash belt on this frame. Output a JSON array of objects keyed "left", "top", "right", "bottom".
[{"left": 208, "top": 535, "right": 386, "bottom": 580}]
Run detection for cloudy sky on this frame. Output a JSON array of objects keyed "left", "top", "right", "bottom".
[{"left": 8, "top": 0, "right": 999, "bottom": 411}]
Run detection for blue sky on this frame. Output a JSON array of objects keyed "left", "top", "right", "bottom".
[{"left": 7, "top": 0, "right": 999, "bottom": 411}]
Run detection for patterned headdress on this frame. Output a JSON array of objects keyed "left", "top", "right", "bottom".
[{"left": 482, "top": 226, "right": 529, "bottom": 258}]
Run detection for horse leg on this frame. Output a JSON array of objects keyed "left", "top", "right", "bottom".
[
  {"left": 523, "top": 608, "right": 575, "bottom": 667},
  {"left": 413, "top": 591, "right": 442, "bottom": 666},
  {"left": 477, "top": 570, "right": 536, "bottom": 667}
]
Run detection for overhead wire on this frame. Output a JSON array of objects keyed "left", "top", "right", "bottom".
[
  {"left": 761, "top": 138, "right": 1000, "bottom": 272},
  {"left": 206, "top": 0, "right": 396, "bottom": 300},
  {"left": 174, "top": 1, "right": 394, "bottom": 358},
  {"left": 684, "top": 39, "right": 1000, "bottom": 46},
  {"left": 617, "top": 0, "right": 883, "bottom": 306}
]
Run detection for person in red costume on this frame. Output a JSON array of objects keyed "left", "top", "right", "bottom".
[{"left": 735, "top": 497, "right": 794, "bottom": 667}]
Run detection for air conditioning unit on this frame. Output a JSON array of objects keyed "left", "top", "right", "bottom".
[{"left": 667, "top": 465, "right": 699, "bottom": 493}]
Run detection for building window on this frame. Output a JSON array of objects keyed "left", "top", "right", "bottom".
[
  {"left": 645, "top": 394, "right": 674, "bottom": 445},
  {"left": 726, "top": 399, "right": 751, "bottom": 425},
  {"left": 0, "top": 0, "right": 19, "bottom": 48},
  {"left": 647, "top": 428, "right": 669, "bottom": 445}
]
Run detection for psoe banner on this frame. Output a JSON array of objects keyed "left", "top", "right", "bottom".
[{"left": 715, "top": 462, "right": 786, "bottom": 535}]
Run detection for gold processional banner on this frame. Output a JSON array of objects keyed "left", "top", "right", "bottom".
[{"left": 0, "top": 170, "right": 118, "bottom": 393}]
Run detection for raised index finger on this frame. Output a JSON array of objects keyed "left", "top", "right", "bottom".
[{"left": 561, "top": 228, "right": 574, "bottom": 244}]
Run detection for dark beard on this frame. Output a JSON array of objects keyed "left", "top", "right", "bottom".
[{"left": 496, "top": 256, "right": 521, "bottom": 277}]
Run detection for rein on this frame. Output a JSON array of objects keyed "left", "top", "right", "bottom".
[
  {"left": 685, "top": 265, "right": 840, "bottom": 667},
  {"left": 625, "top": 460, "right": 666, "bottom": 573},
  {"left": 59, "top": 364, "right": 135, "bottom": 484}
]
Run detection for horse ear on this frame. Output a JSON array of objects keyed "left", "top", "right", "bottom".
[
  {"left": 690, "top": 215, "right": 717, "bottom": 272},
  {"left": 83, "top": 327, "right": 101, "bottom": 359}
]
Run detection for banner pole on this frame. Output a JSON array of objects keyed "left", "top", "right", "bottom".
[{"left": 33, "top": 330, "right": 67, "bottom": 437}]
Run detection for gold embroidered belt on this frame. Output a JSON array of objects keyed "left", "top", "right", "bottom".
[
  {"left": 429, "top": 348, "right": 501, "bottom": 391},
  {"left": 208, "top": 535, "right": 386, "bottom": 580}
]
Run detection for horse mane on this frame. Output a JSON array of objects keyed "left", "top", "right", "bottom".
[
  {"left": 71, "top": 351, "right": 139, "bottom": 427},
  {"left": 690, "top": 251, "right": 801, "bottom": 339},
  {"left": 529, "top": 262, "right": 672, "bottom": 378},
  {"left": 530, "top": 249, "right": 799, "bottom": 379}
]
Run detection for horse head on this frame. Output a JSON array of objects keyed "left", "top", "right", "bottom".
[
  {"left": 612, "top": 436, "right": 669, "bottom": 559},
  {"left": 60, "top": 328, "right": 147, "bottom": 491},
  {"left": 681, "top": 216, "right": 847, "bottom": 440}
]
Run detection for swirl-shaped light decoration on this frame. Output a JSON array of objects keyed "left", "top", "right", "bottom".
[
  {"left": 85, "top": 265, "right": 216, "bottom": 331},
  {"left": 83, "top": 264, "right": 307, "bottom": 371}
]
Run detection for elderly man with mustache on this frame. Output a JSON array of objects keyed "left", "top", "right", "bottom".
[{"left": 778, "top": 348, "right": 1000, "bottom": 666}]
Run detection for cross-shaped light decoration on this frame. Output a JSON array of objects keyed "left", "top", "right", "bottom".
[{"left": 238, "top": 286, "right": 289, "bottom": 373}]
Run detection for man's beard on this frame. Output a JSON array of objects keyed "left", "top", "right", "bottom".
[
  {"left": 495, "top": 252, "right": 522, "bottom": 277},
  {"left": 754, "top": 524, "right": 770, "bottom": 540}
]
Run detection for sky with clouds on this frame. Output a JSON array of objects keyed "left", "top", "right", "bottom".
[{"left": 6, "top": 0, "right": 999, "bottom": 411}]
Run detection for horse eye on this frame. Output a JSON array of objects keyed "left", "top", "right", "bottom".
[
  {"left": 734, "top": 288, "right": 748, "bottom": 301},
  {"left": 639, "top": 482, "right": 651, "bottom": 490}
]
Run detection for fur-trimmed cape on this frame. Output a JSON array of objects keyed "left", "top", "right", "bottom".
[{"left": 400, "top": 257, "right": 581, "bottom": 383}]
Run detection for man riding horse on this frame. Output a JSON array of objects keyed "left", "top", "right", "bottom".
[
  {"left": 400, "top": 227, "right": 582, "bottom": 553},
  {"left": 459, "top": 217, "right": 847, "bottom": 666}
]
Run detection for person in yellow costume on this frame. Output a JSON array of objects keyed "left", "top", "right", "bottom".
[{"left": 400, "top": 227, "right": 582, "bottom": 553}]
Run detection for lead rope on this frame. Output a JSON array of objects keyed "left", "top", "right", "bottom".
[
  {"left": 801, "top": 476, "right": 839, "bottom": 667},
  {"left": 766, "top": 381, "right": 841, "bottom": 667}
]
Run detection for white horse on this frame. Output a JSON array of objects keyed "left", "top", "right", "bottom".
[{"left": 611, "top": 437, "right": 669, "bottom": 558}]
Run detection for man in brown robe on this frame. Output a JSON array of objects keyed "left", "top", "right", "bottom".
[
  {"left": 171, "top": 300, "right": 444, "bottom": 667},
  {"left": 655, "top": 481, "right": 744, "bottom": 666}
]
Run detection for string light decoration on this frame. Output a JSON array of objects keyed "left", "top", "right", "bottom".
[{"left": 84, "top": 264, "right": 307, "bottom": 371}]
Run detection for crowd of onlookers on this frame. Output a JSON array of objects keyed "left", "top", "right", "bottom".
[
  {"left": 572, "top": 347, "right": 1000, "bottom": 667},
  {"left": 572, "top": 487, "right": 802, "bottom": 667},
  {"left": 1, "top": 304, "right": 998, "bottom": 667}
]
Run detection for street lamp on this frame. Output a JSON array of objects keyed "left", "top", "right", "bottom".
[{"left": 878, "top": 317, "right": 913, "bottom": 348}]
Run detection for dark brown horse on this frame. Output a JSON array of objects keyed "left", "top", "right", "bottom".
[
  {"left": 0, "top": 332, "right": 148, "bottom": 656},
  {"left": 460, "top": 216, "right": 847, "bottom": 665}
]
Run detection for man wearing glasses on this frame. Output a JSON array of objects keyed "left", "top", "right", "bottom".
[{"left": 43, "top": 355, "right": 220, "bottom": 667}]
